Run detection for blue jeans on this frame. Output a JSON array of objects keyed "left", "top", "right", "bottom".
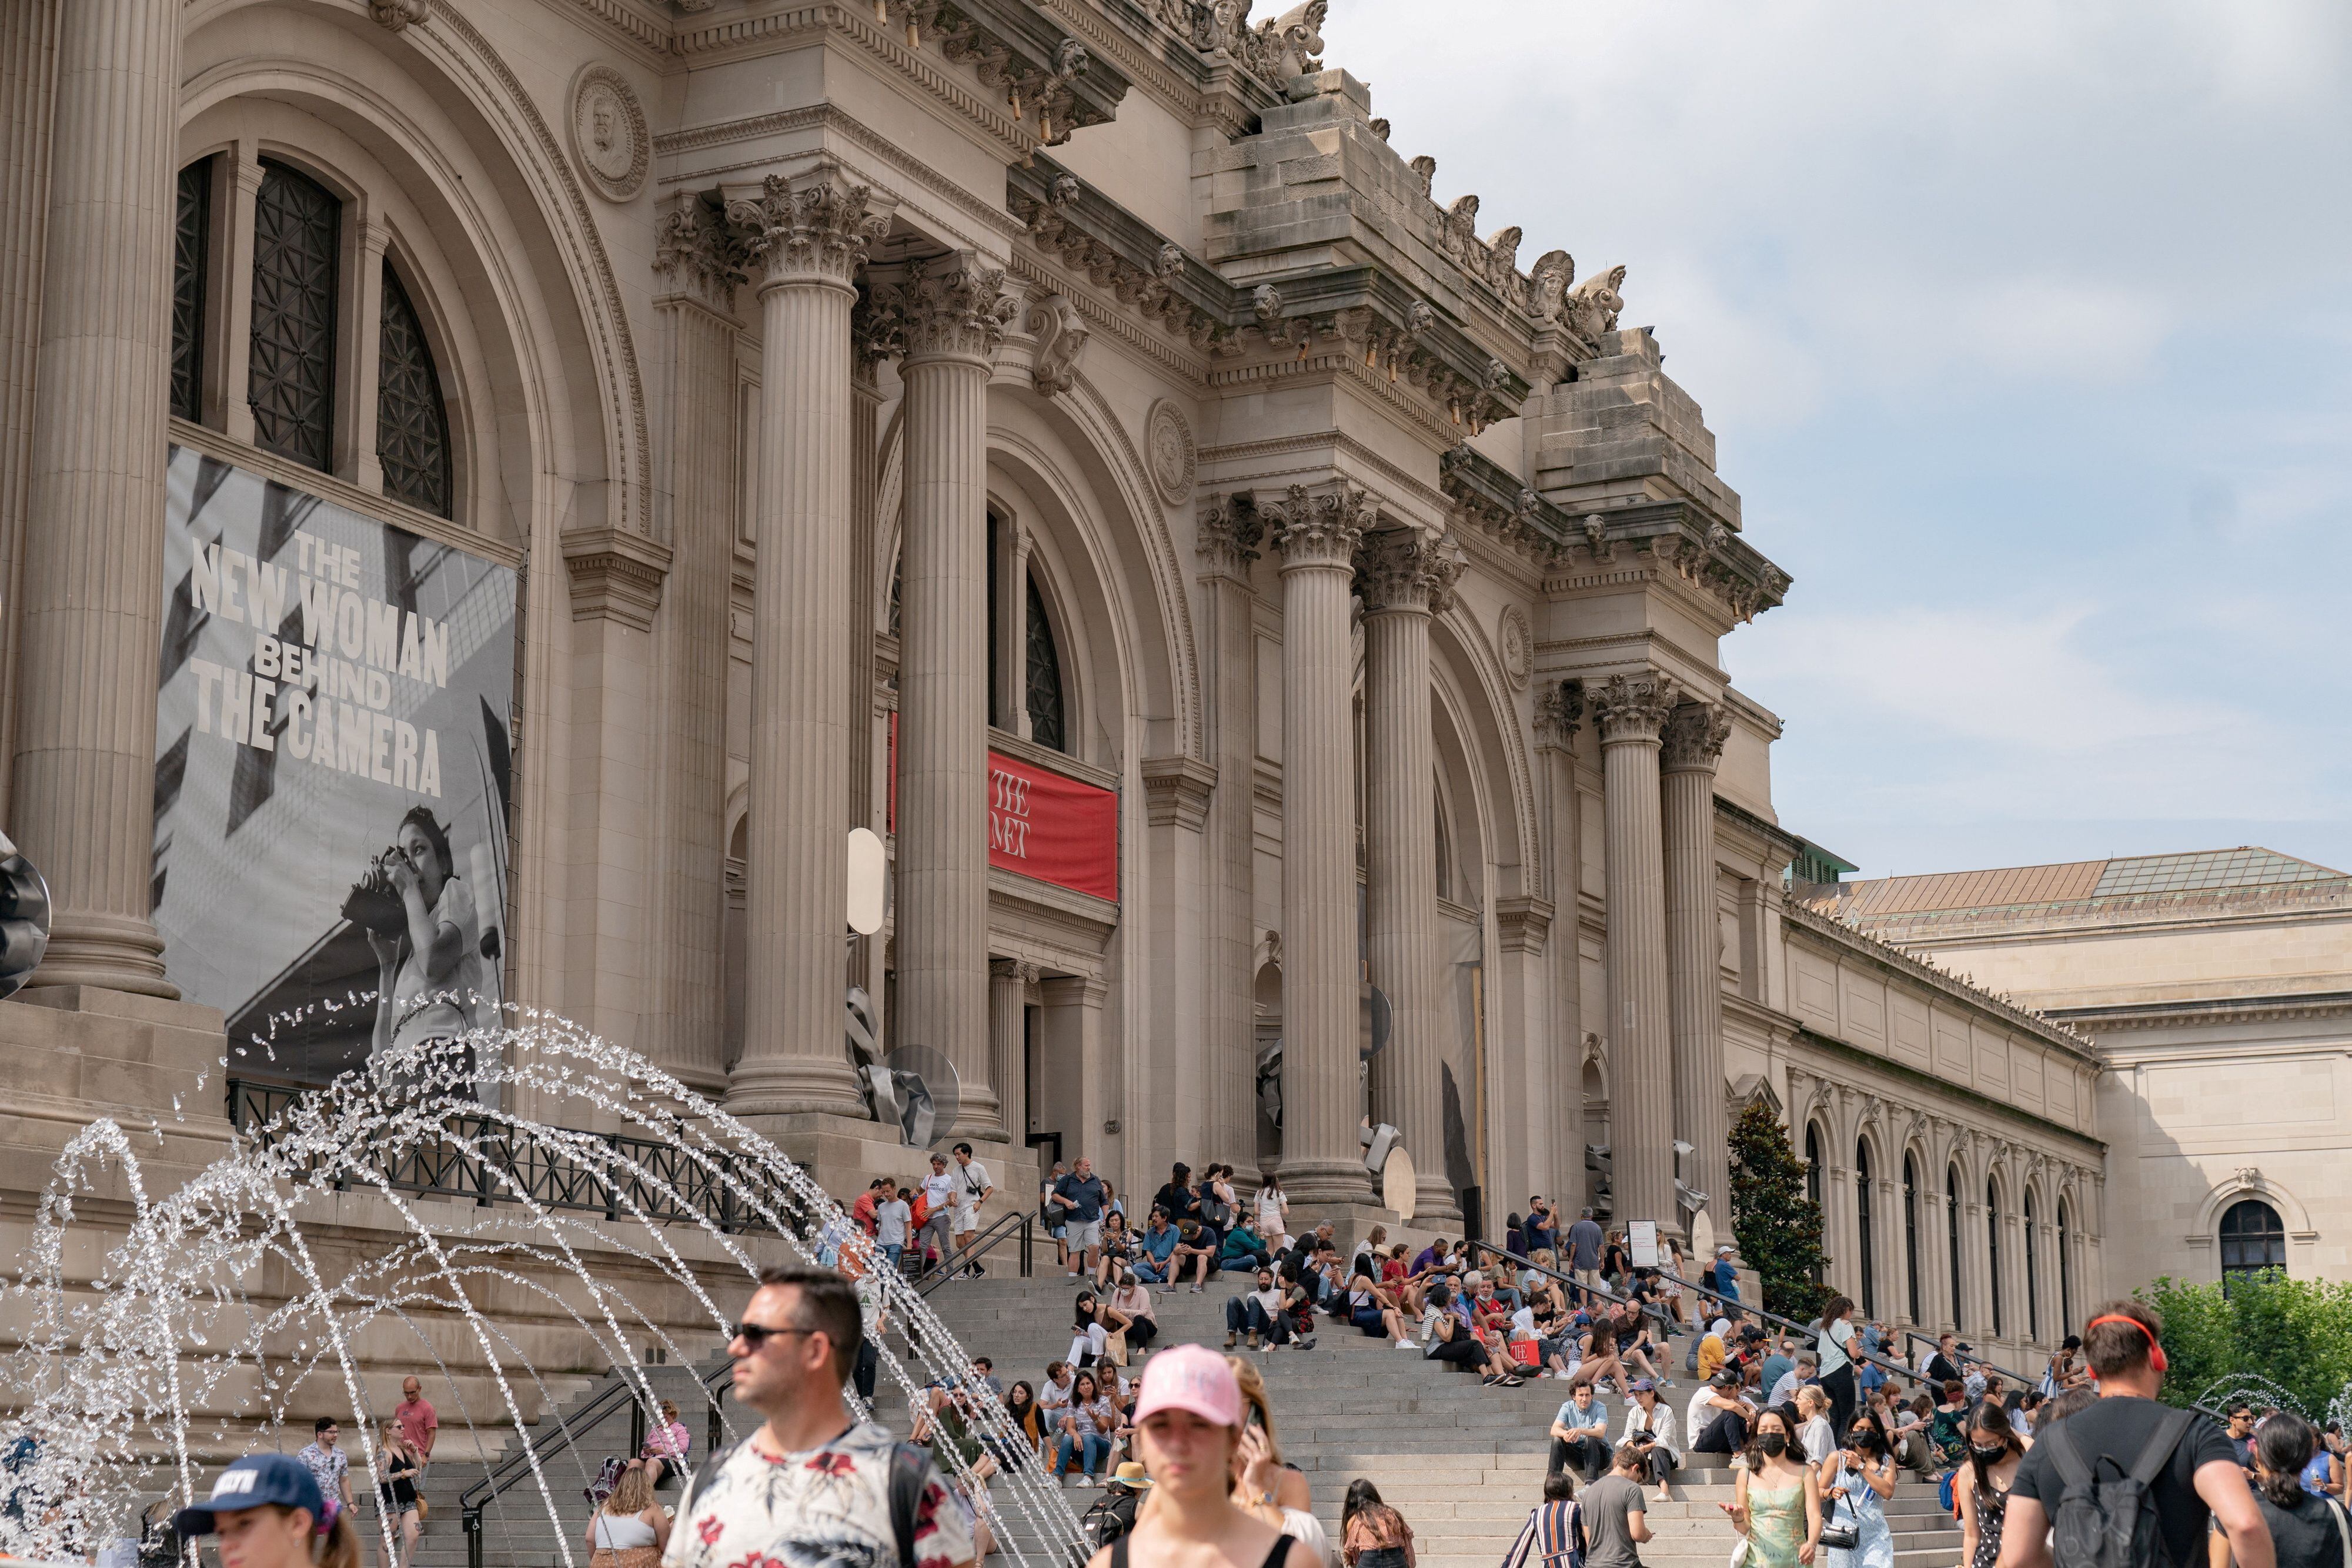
[
  {"left": 1056, "top": 1432, "right": 1111, "bottom": 1476},
  {"left": 881, "top": 1242, "right": 904, "bottom": 1268},
  {"left": 1135, "top": 1255, "right": 1171, "bottom": 1283}
]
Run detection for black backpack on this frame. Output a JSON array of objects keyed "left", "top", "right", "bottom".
[
  {"left": 1083, "top": 1487, "right": 1144, "bottom": 1550},
  {"left": 2043, "top": 1406, "right": 2197, "bottom": 1568}
]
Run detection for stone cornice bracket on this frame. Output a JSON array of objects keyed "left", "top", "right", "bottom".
[
  {"left": 893, "top": 0, "right": 1131, "bottom": 145},
  {"left": 726, "top": 169, "right": 894, "bottom": 293},
  {"left": 1195, "top": 492, "right": 1264, "bottom": 579},
  {"left": 1356, "top": 527, "right": 1465, "bottom": 616},
  {"left": 1659, "top": 700, "right": 1733, "bottom": 774},
  {"left": 561, "top": 526, "right": 673, "bottom": 633},
  {"left": 369, "top": 0, "right": 429, "bottom": 31},
  {"left": 880, "top": 256, "right": 1017, "bottom": 366},
  {"left": 1534, "top": 677, "right": 1584, "bottom": 750},
  {"left": 1140, "top": 754, "right": 1218, "bottom": 830},
  {"left": 653, "top": 190, "right": 748, "bottom": 315},
  {"left": 1589, "top": 671, "right": 1681, "bottom": 744},
  {"left": 1264, "top": 482, "right": 1375, "bottom": 571},
  {"left": 1026, "top": 292, "right": 1090, "bottom": 395}
]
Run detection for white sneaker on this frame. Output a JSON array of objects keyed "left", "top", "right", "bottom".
[{"left": 1395, "top": 1340, "right": 1419, "bottom": 1350}]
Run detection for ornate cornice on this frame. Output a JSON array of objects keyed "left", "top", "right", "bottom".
[
  {"left": 881, "top": 258, "right": 1017, "bottom": 364},
  {"left": 561, "top": 526, "right": 671, "bottom": 633},
  {"left": 653, "top": 191, "right": 746, "bottom": 315},
  {"left": 1589, "top": 671, "right": 1679, "bottom": 744},
  {"left": 727, "top": 169, "right": 893, "bottom": 290},
  {"left": 1195, "top": 493, "right": 1264, "bottom": 580},
  {"left": 1025, "top": 292, "right": 1090, "bottom": 396},
  {"left": 1140, "top": 755, "right": 1218, "bottom": 830},
  {"left": 1264, "top": 482, "right": 1374, "bottom": 571},
  {"left": 1659, "top": 700, "right": 1733, "bottom": 774},
  {"left": 1356, "top": 528, "right": 1464, "bottom": 616}
]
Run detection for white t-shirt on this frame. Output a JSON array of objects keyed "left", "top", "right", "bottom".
[
  {"left": 921, "top": 1171, "right": 959, "bottom": 1215},
  {"left": 875, "top": 1199, "right": 912, "bottom": 1246},
  {"left": 392, "top": 874, "right": 482, "bottom": 1047},
  {"left": 1686, "top": 1386, "right": 1725, "bottom": 1450},
  {"left": 1818, "top": 1317, "right": 1854, "bottom": 1376},
  {"left": 1038, "top": 1376, "right": 1075, "bottom": 1413},
  {"left": 1769, "top": 1369, "right": 1808, "bottom": 1406},
  {"left": 663, "top": 1422, "right": 973, "bottom": 1568},
  {"left": 952, "top": 1160, "right": 992, "bottom": 1217},
  {"left": 1256, "top": 1186, "right": 1288, "bottom": 1235}
]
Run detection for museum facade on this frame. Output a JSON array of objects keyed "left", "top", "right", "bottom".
[{"left": 0, "top": 0, "right": 2118, "bottom": 1373}]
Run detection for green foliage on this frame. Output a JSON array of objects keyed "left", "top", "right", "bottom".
[
  {"left": 2140, "top": 1272, "right": 2352, "bottom": 1417},
  {"left": 1729, "top": 1101, "right": 1829, "bottom": 1322}
]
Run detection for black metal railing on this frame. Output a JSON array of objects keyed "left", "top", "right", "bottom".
[
  {"left": 226, "top": 1077, "right": 787, "bottom": 1233},
  {"left": 1654, "top": 1268, "right": 1921, "bottom": 1386},
  {"left": 1897, "top": 1328, "right": 2047, "bottom": 1396},
  {"left": 917, "top": 1209, "right": 1035, "bottom": 1296}
]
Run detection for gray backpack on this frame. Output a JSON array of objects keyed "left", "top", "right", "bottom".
[{"left": 2043, "top": 1406, "right": 2196, "bottom": 1568}]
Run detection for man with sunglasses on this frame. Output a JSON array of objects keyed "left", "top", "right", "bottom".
[{"left": 663, "top": 1268, "right": 975, "bottom": 1568}]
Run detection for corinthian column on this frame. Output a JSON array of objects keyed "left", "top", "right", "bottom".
[
  {"left": 642, "top": 194, "right": 744, "bottom": 1095},
  {"left": 1268, "top": 483, "right": 1375, "bottom": 1209},
  {"left": 1592, "top": 671, "right": 1679, "bottom": 1231},
  {"left": 887, "top": 259, "right": 1014, "bottom": 1139},
  {"left": 12, "top": 0, "right": 183, "bottom": 995},
  {"left": 1359, "top": 528, "right": 1464, "bottom": 1221},
  {"left": 1197, "top": 496, "right": 1264, "bottom": 1169},
  {"left": 1535, "top": 679, "right": 1586, "bottom": 1209},
  {"left": 727, "top": 171, "right": 888, "bottom": 1118},
  {"left": 1662, "top": 698, "right": 1733, "bottom": 1238}
]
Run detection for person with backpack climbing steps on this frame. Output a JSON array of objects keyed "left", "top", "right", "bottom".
[
  {"left": 662, "top": 1267, "right": 975, "bottom": 1568},
  {"left": 1996, "top": 1300, "right": 2273, "bottom": 1568}
]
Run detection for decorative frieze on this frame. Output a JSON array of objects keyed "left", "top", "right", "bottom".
[
  {"left": 561, "top": 526, "right": 672, "bottom": 633},
  {"left": 1140, "top": 755, "right": 1218, "bottom": 830}
]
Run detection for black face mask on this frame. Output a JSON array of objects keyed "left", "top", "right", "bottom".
[
  {"left": 1758, "top": 1434, "right": 1789, "bottom": 1457},
  {"left": 1972, "top": 1443, "right": 2011, "bottom": 1463},
  {"left": 1849, "top": 1431, "right": 1883, "bottom": 1454}
]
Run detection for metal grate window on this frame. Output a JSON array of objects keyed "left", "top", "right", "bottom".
[
  {"left": 248, "top": 160, "right": 339, "bottom": 471},
  {"left": 377, "top": 262, "right": 452, "bottom": 517},
  {"left": 172, "top": 161, "right": 211, "bottom": 423},
  {"left": 1024, "top": 572, "right": 1065, "bottom": 753}
]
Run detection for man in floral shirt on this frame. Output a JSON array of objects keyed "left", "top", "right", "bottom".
[{"left": 663, "top": 1268, "right": 974, "bottom": 1568}]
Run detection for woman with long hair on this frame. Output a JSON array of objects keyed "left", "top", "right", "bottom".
[
  {"left": 640, "top": 1399, "right": 690, "bottom": 1489},
  {"left": 1951, "top": 1400, "right": 2023, "bottom": 1568},
  {"left": 365, "top": 805, "right": 483, "bottom": 1066},
  {"left": 1002, "top": 1380, "right": 1045, "bottom": 1462},
  {"left": 1096, "top": 1211, "right": 1137, "bottom": 1289},
  {"left": 171, "top": 1454, "right": 363, "bottom": 1568},
  {"left": 1058, "top": 1369, "right": 1121, "bottom": 1483},
  {"left": 1814, "top": 1295, "right": 1859, "bottom": 1433},
  {"left": 2224, "top": 1413, "right": 2346, "bottom": 1568},
  {"left": 1254, "top": 1172, "right": 1291, "bottom": 1253},
  {"left": 1084, "top": 1345, "right": 1317, "bottom": 1568},
  {"left": 1500, "top": 1472, "right": 1581, "bottom": 1568},
  {"left": 374, "top": 1422, "right": 422, "bottom": 1568},
  {"left": 1820, "top": 1413, "right": 1896, "bottom": 1568},
  {"left": 1339, "top": 1480, "right": 1415, "bottom": 1568},
  {"left": 584, "top": 1461, "right": 670, "bottom": 1568},
  {"left": 1222, "top": 1356, "right": 1327, "bottom": 1563},
  {"left": 1721, "top": 1407, "right": 1822, "bottom": 1568}
]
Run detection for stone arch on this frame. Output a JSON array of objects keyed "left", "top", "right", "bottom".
[{"left": 2193, "top": 1171, "right": 2314, "bottom": 1244}]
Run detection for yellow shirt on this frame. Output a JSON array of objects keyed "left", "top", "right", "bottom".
[{"left": 1697, "top": 1333, "right": 1727, "bottom": 1380}]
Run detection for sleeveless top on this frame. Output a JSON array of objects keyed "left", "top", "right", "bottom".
[
  {"left": 1969, "top": 1480, "right": 2010, "bottom": 1568},
  {"left": 1745, "top": 1480, "right": 1809, "bottom": 1568},
  {"left": 593, "top": 1513, "right": 659, "bottom": 1549}
]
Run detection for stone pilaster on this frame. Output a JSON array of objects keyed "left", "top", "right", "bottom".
[
  {"left": 1358, "top": 527, "right": 1464, "bottom": 1221},
  {"left": 993, "top": 511, "right": 1032, "bottom": 738},
  {"left": 1591, "top": 671, "right": 1680, "bottom": 1231},
  {"left": 0, "top": 0, "right": 57, "bottom": 824},
  {"left": 14, "top": 0, "right": 183, "bottom": 996},
  {"left": 1197, "top": 496, "right": 1263, "bottom": 1172},
  {"left": 1661, "top": 698, "right": 1732, "bottom": 1237},
  {"left": 726, "top": 170, "right": 888, "bottom": 1118},
  {"left": 990, "top": 958, "right": 1032, "bottom": 1143},
  {"left": 641, "top": 193, "right": 744, "bottom": 1095},
  {"left": 887, "top": 258, "right": 1014, "bottom": 1139},
  {"left": 848, "top": 292, "right": 890, "bottom": 1017},
  {"left": 1534, "top": 679, "right": 1586, "bottom": 1209},
  {"left": 1267, "top": 483, "right": 1376, "bottom": 1210}
]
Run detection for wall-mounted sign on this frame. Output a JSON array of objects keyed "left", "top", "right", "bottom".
[{"left": 887, "top": 716, "right": 1117, "bottom": 902}]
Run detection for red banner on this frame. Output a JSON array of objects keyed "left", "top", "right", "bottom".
[{"left": 888, "top": 716, "right": 1119, "bottom": 902}]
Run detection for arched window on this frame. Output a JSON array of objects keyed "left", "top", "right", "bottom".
[
  {"left": 2057, "top": 1199, "right": 2074, "bottom": 1329},
  {"left": 2024, "top": 1191, "right": 2040, "bottom": 1342},
  {"left": 1855, "top": 1139, "right": 1876, "bottom": 1319},
  {"left": 1987, "top": 1179, "right": 2004, "bottom": 1339},
  {"left": 377, "top": 262, "right": 452, "bottom": 517},
  {"left": 1946, "top": 1166, "right": 1963, "bottom": 1330},
  {"left": 248, "top": 160, "right": 341, "bottom": 472},
  {"left": 2219, "top": 1198, "right": 2286, "bottom": 1292},
  {"left": 172, "top": 160, "right": 212, "bottom": 423},
  {"left": 1434, "top": 795, "right": 1454, "bottom": 900},
  {"left": 1902, "top": 1154, "right": 1920, "bottom": 1325},
  {"left": 1025, "top": 573, "right": 1067, "bottom": 753}
]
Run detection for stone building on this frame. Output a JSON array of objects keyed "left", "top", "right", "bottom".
[
  {"left": 1820, "top": 849, "right": 2352, "bottom": 1295},
  {"left": 0, "top": 0, "right": 2103, "bottom": 1378}
]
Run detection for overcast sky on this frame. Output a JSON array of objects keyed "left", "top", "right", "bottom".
[{"left": 1339, "top": 0, "right": 2352, "bottom": 880}]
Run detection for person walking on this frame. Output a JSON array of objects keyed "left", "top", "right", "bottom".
[
  {"left": 392, "top": 1378, "right": 437, "bottom": 1477},
  {"left": 1053, "top": 1158, "right": 1112, "bottom": 1281},
  {"left": 169, "top": 1454, "right": 362, "bottom": 1568},
  {"left": 1820, "top": 1416, "right": 1895, "bottom": 1568},
  {"left": 1083, "top": 1344, "right": 1317, "bottom": 1568},
  {"left": 1953, "top": 1400, "right": 2024, "bottom": 1568},
  {"left": 1996, "top": 1302, "right": 2271, "bottom": 1568},
  {"left": 1566, "top": 1209, "right": 1606, "bottom": 1304},
  {"left": 375, "top": 1423, "right": 422, "bottom": 1568},
  {"left": 1254, "top": 1173, "right": 1291, "bottom": 1255},
  {"left": 1339, "top": 1480, "right": 1415, "bottom": 1568},
  {"left": 951, "top": 1143, "right": 995, "bottom": 1278},
  {"left": 1501, "top": 1473, "right": 1583, "bottom": 1568},
  {"left": 1721, "top": 1409, "right": 1820, "bottom": 1568},
  {"left": 296, "top": 1419, "right": 356, "bottom": 1520},
  {"left": 586, "top": 1462, "right": 671, "bottom": 1568},
  {"left": 1582, "top": 1443, "right": 1656, "bottom": 1568},
  {"left": 2233, "top": 1413, "right": 2348, "bottom": 1568},
  {"left": 1815, "top": 1295, "right": 1859, "bottom": 1435},
  {"left": 664, "top": 1268, "right": 974, "bottom": 1568},
  {"left": 919, "top": 1154, "right": 961, "bottom": 1276}
]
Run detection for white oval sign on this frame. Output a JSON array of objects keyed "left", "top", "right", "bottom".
[{"left": 847, "top": 827, "right": 887, "bottom": 935}]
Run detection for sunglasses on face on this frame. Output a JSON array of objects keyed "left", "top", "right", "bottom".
[{"left": 730, "top": 1320, "right": 821, "bottom": 1352}]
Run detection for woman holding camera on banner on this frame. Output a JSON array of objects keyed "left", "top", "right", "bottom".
[{"left": 363, "top": 807, "right": 483, "bottom": 1078}]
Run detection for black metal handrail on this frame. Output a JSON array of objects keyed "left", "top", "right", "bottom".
[
  {"left": 917, "top": 1209, "right": 1035, "bottom": 1297},
  {"left": 1462, "top": 1239, "right": 1663, "bottom": 1333},
  {"left": 227, "top": 1076, "right": 782, "bottom": 1233},
  {"left": 460, "top": 1354, "right": 739, "bottom": 1568},
  {"left": 1654, "top": 1268, "right": 1920, "bottom": 1386},
  {"left": 1898, "top": 1328, "right": 2047, "bottom": 1396}
]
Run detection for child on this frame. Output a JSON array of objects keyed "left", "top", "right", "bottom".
[{"left": 874, "top": 1184, "right": 913, "bottom": 1270}]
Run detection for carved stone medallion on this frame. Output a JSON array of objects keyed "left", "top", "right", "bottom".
[
  {"left": 569, "top": 65, "right": 648, "bottom": 202},
  {"left": 1498, "top": 604, "right": 1531, "bottom": 689},
  {"left": 1145, "top": 399, "right": 1195, "bottom": 506}
]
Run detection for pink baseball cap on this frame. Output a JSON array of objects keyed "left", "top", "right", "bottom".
[{"left": 1132, "top": 1343, "right": 1243, "bottom": 1427}]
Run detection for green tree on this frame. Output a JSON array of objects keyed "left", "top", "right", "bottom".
[
  {"left": 1728, "top": 1100, "right": 1829, "bottom": 1322},
  {"left": 2141, "top": 1272, "right": 2352, "bottom": 1417}
]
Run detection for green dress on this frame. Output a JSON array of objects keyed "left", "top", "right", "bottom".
[{"left": 1745, "top": 1479, "right": 1809, "bottom": 1568}]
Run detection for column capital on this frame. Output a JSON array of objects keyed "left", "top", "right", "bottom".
[
  {"left": 728, "top": 169, "right": 891, "bottom": 293},
  {"left": 1661, "top": 700, "right": 1733, "bottom": 774},
  {"left": 654, "top": 191, "right": 748, "bottom": 315},
  {"left": 1265, "top": 482, "right": 1375, "bottom": 571},
  {"left": 1195, "top": 493, "right": 1264, "bottom": 579},
  {"left": 1534, "top": 677, "right": 1585, "bottom": 750},
  {"left": 879, "top": 257, "right": 1017, "bottom": 367},
  {"left": 1591, "top": 671, "right": 1681, "bottom": 744},
  {"left": 1357, "top": 527, "right": 1465, "bottom": 615}
]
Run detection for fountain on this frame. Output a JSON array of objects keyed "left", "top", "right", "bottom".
[{"left": 0, "top": 1007, "right": 1083, "bottom": 1567}]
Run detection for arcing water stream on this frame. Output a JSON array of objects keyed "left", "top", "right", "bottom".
[{"left": 0, "top": 1007, "right": 1082, "bottom": 1566}]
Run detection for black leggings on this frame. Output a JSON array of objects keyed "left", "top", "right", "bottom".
[
  {"left": 1429, "top": 1336, "right": 1486, "bottom": 1371},
  {"left": 1124, "top": 1316, "right": 1158, "bottom": 1350},
  {"left": 1820, "top": 1363, "right": 1856, "bottom": 1434}
]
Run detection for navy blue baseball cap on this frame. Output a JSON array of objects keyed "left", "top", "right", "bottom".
[{"left": 172, "top": 1453, "right": 328, "bottom": 1535}]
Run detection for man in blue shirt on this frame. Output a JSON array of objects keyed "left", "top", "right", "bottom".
[
  {"left": 1133, "top": 1209, "right": 1181, "bottom": 1283},
  {"left": 1050, "top": 1156, "right": 1109, "bottom": 1278},
  {"left": 1548, "top": 1383, "right": 1612, "bottom": 1482},
  {"left": 1706, "top": 1245, "right": 1740, "bottom": 1302}
]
